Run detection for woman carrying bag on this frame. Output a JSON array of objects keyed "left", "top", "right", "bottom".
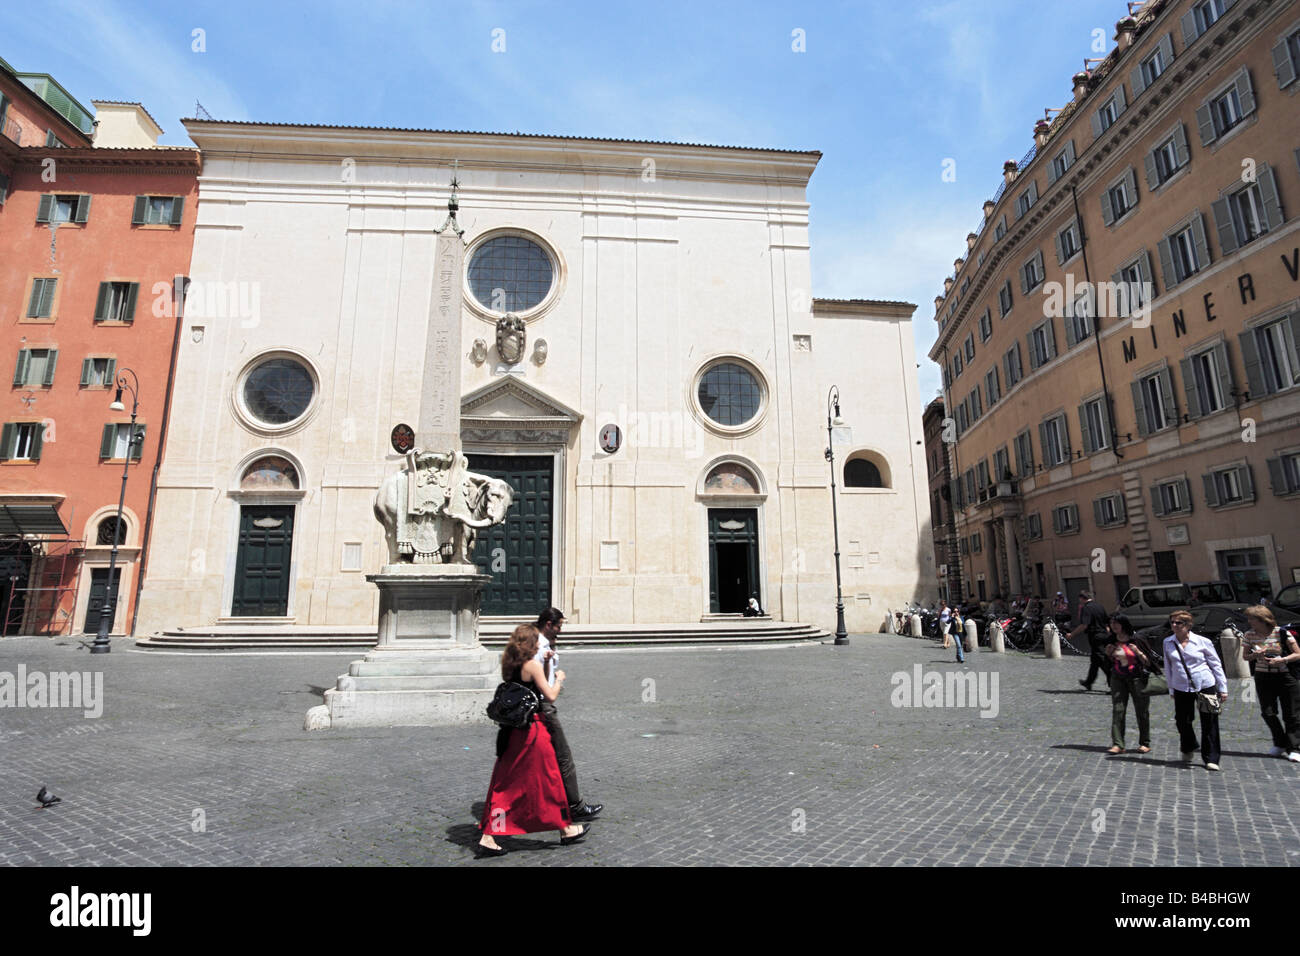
[
  {"left": 1240, "top": 605, "right": 1300, "bottom": 762},
  {"left": 1163, "top": 610, "right": 1228, "bottom": 771},
  {"left": 1104, "top": 613, "right": 1161, "bottom": 754},
  {"left": 476, "top": 624, "right": 590, "bottom": 857}
]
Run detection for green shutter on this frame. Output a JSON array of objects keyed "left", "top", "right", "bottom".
[
  {"left": 169, "top": 197, "right": 184, "bottom": 226},
  {"left": 1213, "top": 344, "right": 1233, "bottom": 409},
  {"left": 1195, "top": 103, "right": 1216, "bottom": 146},
  {"left": 1180, "top": 357, "right": 1202, "bottom": 419},
  {"left": 0, "top": 423, "right": 13, "bottom": 460},
  {"left": 29, "top": 424, "right": 42, "bottom": 461},
  {"left": 1094, "top": 498, "right": 1105, "bottom": 527},
  {"left": 1235, "top": 67, "right": 1256, "bottom": 116},
  {"left": 1181, "top": 8, "right": 1198, "bottom": 46},
  {"left": 1203, "top": 473, "right": 1220, "bottom": 508},
  {"left": 1157, "top": 236, "right": 1176, "bottom": 288},
  {"left": 80, "top": 357, "right": 92, "bottom": 387},
  {"left": 1078, "top": 403, "right": 1092, "bottom": 454},
  {"left": 1237, "top": 329, "right": 1267, "bottom": 396},
  {"left": 99, "top": 424, "right": 114, "bottom": 459},
  {"left": 1257, "top": 164, "right": 1283, "bottom": 230},
  {"left": 105, "top": 358, "right": 116, "bottom": 384},
  {"left": 1144, "top": 149, "right": 1160, "bottom": 190},
  {"left": 1267, "top": 457, "right": 1287, "bottom": 495},
  {"left": 1173, "top": 124, "right": 1190, "bottom": 168},
  {"left": 1211, "top": 197, "right": 1238, "bottom": 255},
  {"left": 1059, "top": 415, "right": 1071, "bottom": 459},
  {"left": 94, "top": 282, "right": 109, "bottom": 321},
  {"left": 1242, "top": 464, "right": 1255, "bottom": 502},
  {"left": 1151, "top": 485, "right": 1165, "bottom": 517},
  {"left": 73, "top": 194, "right": 90, "bottom": 223},
  {"left": 1039, "top": 422, "right": 1050, "bottom": 466},
  {"left": 36, "top": 194, "right": 54, "bottom": 223},
  {"left": 1190, "top": 214, "right": 1211, "bottom": 270},
  {"left": 38, "top": 278, "right": 55, "bottom": 318},
  {"left": 27, "top": 280, "right": 44, "bottom": 318},
  {"left": 1044, "top": 318, "right": 1057, "bottom": 360},
  {"left": 13, "top": 350, "right": 30, "bottom": 386},
  {"left": 1132, "top": 381, "right": 1150, "bottom": 436},
  {"left": 123, "top": 283, "right": 139, "bottom": 322},
  {"left": 1178, "top": 478, "right": 1192, "bottom": 513},
  {"left": 1288, "top": 314, "right": 1300, "bottom": 384},
  {"left": 42, "top": 350, "right": 57, "bottom": 386},
  {"left": 132, "top": 196, "right": 147, "bottom": 225},
  {"left": 1274, "top": 35, "right": 1298, "bottom": 89},
  {"left": 131, "top": 425, "right": 146, "bottom": 461},
  {"left": 1158, "top": 369, "right": 1178, "bottom": 426},
  {"left": 0, "top": 170, "right": 9, "bottom": 205}
]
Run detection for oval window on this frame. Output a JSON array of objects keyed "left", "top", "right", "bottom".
[
  {"left": 697, "top": 362, "right": 762, "bottom": 428},
  {"left": 467, "top": 235, "right": 555, "bottom": 313},
  {"left": 243, "top": 359, "right": 314, "bottom": 426}
]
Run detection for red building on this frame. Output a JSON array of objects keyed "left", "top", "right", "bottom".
[{"left": 1, "top": 56, "right": 198, "bottom": 637}]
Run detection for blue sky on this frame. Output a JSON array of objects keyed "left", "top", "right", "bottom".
[{"left": 10, "top": 0, "right": 1128, "bottom": 407}]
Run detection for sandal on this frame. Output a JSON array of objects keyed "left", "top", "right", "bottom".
[
  {"left": 1106, "top": 746, "right": 1123, "bottom": 754},
  {"left": 1137, "top": 745, "right": 1151, "bottom": 753}
]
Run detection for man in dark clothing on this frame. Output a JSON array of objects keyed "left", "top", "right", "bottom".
[
  {"left": 1070, "top": 590, "right": 1114, "bottom": 690},
  {"left": 533, "top": 607, "right": 602, "bottom": 822}
]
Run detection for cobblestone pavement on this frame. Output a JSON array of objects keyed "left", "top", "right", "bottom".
[{"left": 1, "top": 633, "right": 1297, "bottom": 866}]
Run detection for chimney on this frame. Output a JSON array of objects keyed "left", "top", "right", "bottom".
[
  {"left": 982, "top": 200, "right": 996, "bottom": 221},
  {"left": 1003, "top": 160, "right": 1019, "bottom": 185},
  {"left": 966, "top": 232, "right": 978, "bottom": 251},
  {"left": 90, "top": 101, "right": 162, "bottom": 148},
  {"left": 1072, "top": 72, "right": 1091, "bottom": 102},
  {"left": 1033, "top": 119, "right": 1052, "bottom": 149},
  {"left": 1116, "top": 16, "right": 1138, "bottom": 50}
]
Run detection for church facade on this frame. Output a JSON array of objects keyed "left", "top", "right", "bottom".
[{"left": 133, "top": 121, "right": 930, "bottom": 635}]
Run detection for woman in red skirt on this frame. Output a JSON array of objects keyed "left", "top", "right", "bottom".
[{"left": 476, "top": 624, "right": 590, "bottom": 857}]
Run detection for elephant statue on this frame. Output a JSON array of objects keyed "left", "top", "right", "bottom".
[{"left": 373, "top": 449, "right": 514, "bottom": 566}]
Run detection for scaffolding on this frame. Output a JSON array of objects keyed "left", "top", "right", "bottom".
[{"left": 1, "top": 536, "right": 84, "bottom": 637}]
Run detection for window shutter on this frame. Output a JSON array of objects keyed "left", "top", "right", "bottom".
[
  {"left": 106, "top": 358, "right": 116, "bottom": 384},
  {"left": 1132, "top": 380, "right": 1150, "bottom": 436},
  {"left": 29, "top": 424, "right": 42, "bottom": 461},
  {"left": 1195, "top": 103, "right": 1216, "bottom": 146},
  {"left": 1190, "top": 214, "right": 1211, "bottom": 270},
  {"left": 1101, "top": 186, "right": 1115, "bottom": 226},
  {"left": 1178, "top": 478, "right": 1192, "bottom": 513},
  {"left": 0, "top": 169, "right": 8, "bottom": 205},
  {"left": 1059, "top": 415, "right": 1071, "bottom": 459},
  {"left": 94, "top": 282, "right": 110, "bottom": 321},
  {"left": 1052, "top": 509, "right": 1061, "bottom": 534},
  {"left": 1242, "top": 464, "right": 1255, "bottom": 502},
  {"left": 1090, "top": 109, "right": 1104, "bottom": 139},
  {"left": 1267, "top": 457, "right": 1287, "bottom": 494},
  {"left": 1125, "top": 168, "right": 1138, "bottom": 205},
  {"left": 1132, "top": 65, "right": 1147, "bottom": 98},
  {"left": 1028, "top": 180, "right": 1038, "bottom": 205},
  {"left": 1078, "top": 403, "right": 1092, "bottom": 453},
  {"left": 1158, "top": 369, "right": 1178, "bottom": 426},
  {"left": 1116, "top": 496, "right": 1127, "bottom": 522},
  {"left": 1181, "top": 9, "right": 1199, "bottom": 46},
  {"left": 169, "top": 197, "right": 185, "bottom": 226},
  {"left": 0, "top": 423, "right": 13, "bottom": 460},
  {"left": 42, "top": 350, "right": 57, "bottom": 387},
  {"left": 99, "top": 424, "right": 114, "bottom": 459},
  {"left": 1237, "top": 329, "right": 1267, "bottom": 396},
  {"left": 1274, "top": 35, "right": 1298, "bottom": 88},
  {"left": 1159, "top": 33, "right": 1175, "bottom": 65},
  {"left": 73, "top": 195, "right": 90, "bottom": 223},
  {"left": 27, "top": 281, "right": 44, "bottom": 318},
  {"left": 1139, "top": 250, "right": 1156, "bottom": 296},
  {"left": 131, "top": 425, "right": 146, "bottom": 461},
  {"left": 1211, "top": 197, "right": 1238, "bottom": 255},
  {"left": 37, "top": 278, "right": 55, "bottom": 318},
  {"left": 1173, "top": 124, "right": 1190, "bottom": 167},
  {"left": 1151, "top": 485, "right": 1166, "bottom": 516},
  {"left": 1065, "top": 140, "right": 1075, "bottom": 165},
  {"left": 1235, "top": 67, "right": 1256, "bottom": 117},
  {"left": 1048, "top": 157, "right": 1059, "bottom": 186},
  {"left": 132, "top": 196, "right": 148, "bottom": 225},
  {"left": 1287, "top": 313, "right": 1300, "bottom": 381},
  {"left": 1212, "top": 343, "right": 1233, "bottom": 408},
  {"left": 1144, "top": 149, "right": 1160, "bottom": 190},
  {"left": 80, "top": 357, "right": 92, "bottom": 387},
  {"left": 1020, "top": 263, "right": 1030, "bottom": 296},
  {"left": 1065, "top": 309, "right": 1079, "bottom": 348},
  {"left": 1257, "top": 163, "right": 1284, "bottom": 230},
  {"left": 36, "top": 194, "right": 54, "bottom": 223},
  {"left": 1039, "top": 422, "right": 1050, "bottom": 465},
  {"left": 124, "top": 283, "right": 139, "bottom": 322},
  {"left": 1026, "top": 331, "right": 1038, "bottom": 368},
  {"left": 1203, "top": 473, "right": 1220, "bottom": 508},
  {"left": 1157, "top": 236, "right": 1176, "bottom": 288},
  {"left": 13, "top": 349, "right": 30, "bottom": 386},
  {"left": 1055, "top": 228, "right": 1065, "bottom": 264},
  {"left": 1115, "top": 84, "right": 1127, "bottom": 115},
  {"left": 1044, "top": 318, "right": 1057, "bottom": 360},
  {"left": 1180, "top": 357, "right": 1202, "bottom": 419},
  {"left": 1094, "top": 498, "right": 1105, "bottom": 527}
]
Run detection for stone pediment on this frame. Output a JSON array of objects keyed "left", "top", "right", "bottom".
[{"left": 460, "top": 378, "right": 582, "bottom": 443}]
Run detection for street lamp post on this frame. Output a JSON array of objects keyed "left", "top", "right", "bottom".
[
  {"left": 91, "top": 368, "right": 142, "bottom": 655},
  {"left": 825, "top": 385, "right": 849, "bottom": 646}
]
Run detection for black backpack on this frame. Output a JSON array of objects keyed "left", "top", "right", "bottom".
[{"left": 486, "top": 681, "right": 540, "bottom": 728}]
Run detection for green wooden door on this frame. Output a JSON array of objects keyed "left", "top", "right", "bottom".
[
  {"left": 467, "top": 454, "right": 553, "bottom": 615},
  {"left": 708, "top": 509, "right": 759, "bottom": 613},
  {"left": 232, "top": 505, "right": 295, "bottom": 616}
]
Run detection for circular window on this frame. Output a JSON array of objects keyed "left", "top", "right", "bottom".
[
  {"left": 96, "top": 516, "right": 127, "bottom": 546},
  {"left": 243, "top": 358, "right": 315, "bottom": 427},
  {"left": 697, "top": 362, "right": 763, "bottom": 428},
  {"left": 467, "top": 235, "right": 555, "bottom": 314}
]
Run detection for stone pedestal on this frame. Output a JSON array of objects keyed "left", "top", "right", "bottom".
[
  {"left": 307, "top": 565, "right": 498, "bottom": 729},
  {"left": 1043, "top": 622, "right": 1062, "bottom": 659},
  {"left": 989, "top": 622, "right": 1006, "bottom": 653}
]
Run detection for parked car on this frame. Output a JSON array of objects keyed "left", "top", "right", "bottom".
[
  {"left": 1185, "top": 581, "right": 1237, "bottom": 605},
  {"left": 1135, "top": 604, "right": 1300, "bottom": 657},
  {"left": 1116, "top": 584, "right": 1196, "bottom": 629},
  {"left": 1273, "top": 583, "right": 1300, "bottom": 614}
]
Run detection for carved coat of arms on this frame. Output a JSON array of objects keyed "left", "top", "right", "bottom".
[{"left": 496, "top": 314, "right": 526, "bottom": 365}]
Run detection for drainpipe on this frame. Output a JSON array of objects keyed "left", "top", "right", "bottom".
[{"left": 130, "top": 274, "right": 188, "bottom": 636}]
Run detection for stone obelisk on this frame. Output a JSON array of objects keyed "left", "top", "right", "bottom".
[{"left": 307, "top": 168, "right": 503, "bottom": 729}]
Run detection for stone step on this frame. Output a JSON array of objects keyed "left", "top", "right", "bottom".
[
  {"left": 336, "top": 673, "right": 498, "bottom": 692},
  {"left": 349, "top": 655, "right": 495, "bottom": 677}
]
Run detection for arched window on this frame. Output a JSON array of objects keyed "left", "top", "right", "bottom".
[
  {"left": 845, "top": 459, "right": 883, "bottom": 488},
  {"left": 704, "top": 462, "right": 760, "bottom": 494},
  {"left": 241, "top": 456, "right": 300, "bottom": 490},
  {"left": 96, "top": 516, "right": 127, "bottom": 546}
]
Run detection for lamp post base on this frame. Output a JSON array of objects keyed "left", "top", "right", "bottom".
[
  {"left": 833, "top": 602, "right": 849, "bottom": 645},
  {"left": 89, "top": 636, "right": 112, "bottom": 654}
]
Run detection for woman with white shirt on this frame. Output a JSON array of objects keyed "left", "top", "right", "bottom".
[
  {"left": 1240, "top": 605, "right": 1300, "bottom": 762},
  {"left": 1163, "top": 610, "right": 1228, "bottom": 771}
]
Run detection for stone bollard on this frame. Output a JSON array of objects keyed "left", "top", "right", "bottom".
[
  {"left": 910, "top": 614, "right": 923, "bottom": 638},
  {"left": 964, "top": 619, "right": 978, "bottom": 652},
  {"left": 1043, "top": 621, "right": 1061, "bottom": 659},
  {"left": 1219, "top": 630, "right": 1249, "bottom": 679},
  {"left": 989, "top": 621, "right": 1005, "bottom": 653}
]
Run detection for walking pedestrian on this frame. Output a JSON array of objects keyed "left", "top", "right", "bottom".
[
  {"left": 939, "top": 603, "right": 952, "bottom": 649},
  {"left": 951, "top": 607, "right": 965, "bottom": 663},
  {"left": 1072, "top": 590, "right": 1113, "bottom": 691},
  {"left": 477, "top": 625, "right": 589, "bottom": 857},
  {"left": 1104, "top": 614, "right": 1158, "bottom": 754},
  {"left": 534, "top": 607, "right": 602, "bottom": 821},
  {"left": 1239, "top": 605, "right": 1300, "bottom": 762},
  {"left": 1164, "top": 610, "right": 1228, "bottom": 771}
]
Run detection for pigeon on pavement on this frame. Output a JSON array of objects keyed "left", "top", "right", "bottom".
[{"left": 36, "top": 787, "right": 61, "bottom": 808}]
